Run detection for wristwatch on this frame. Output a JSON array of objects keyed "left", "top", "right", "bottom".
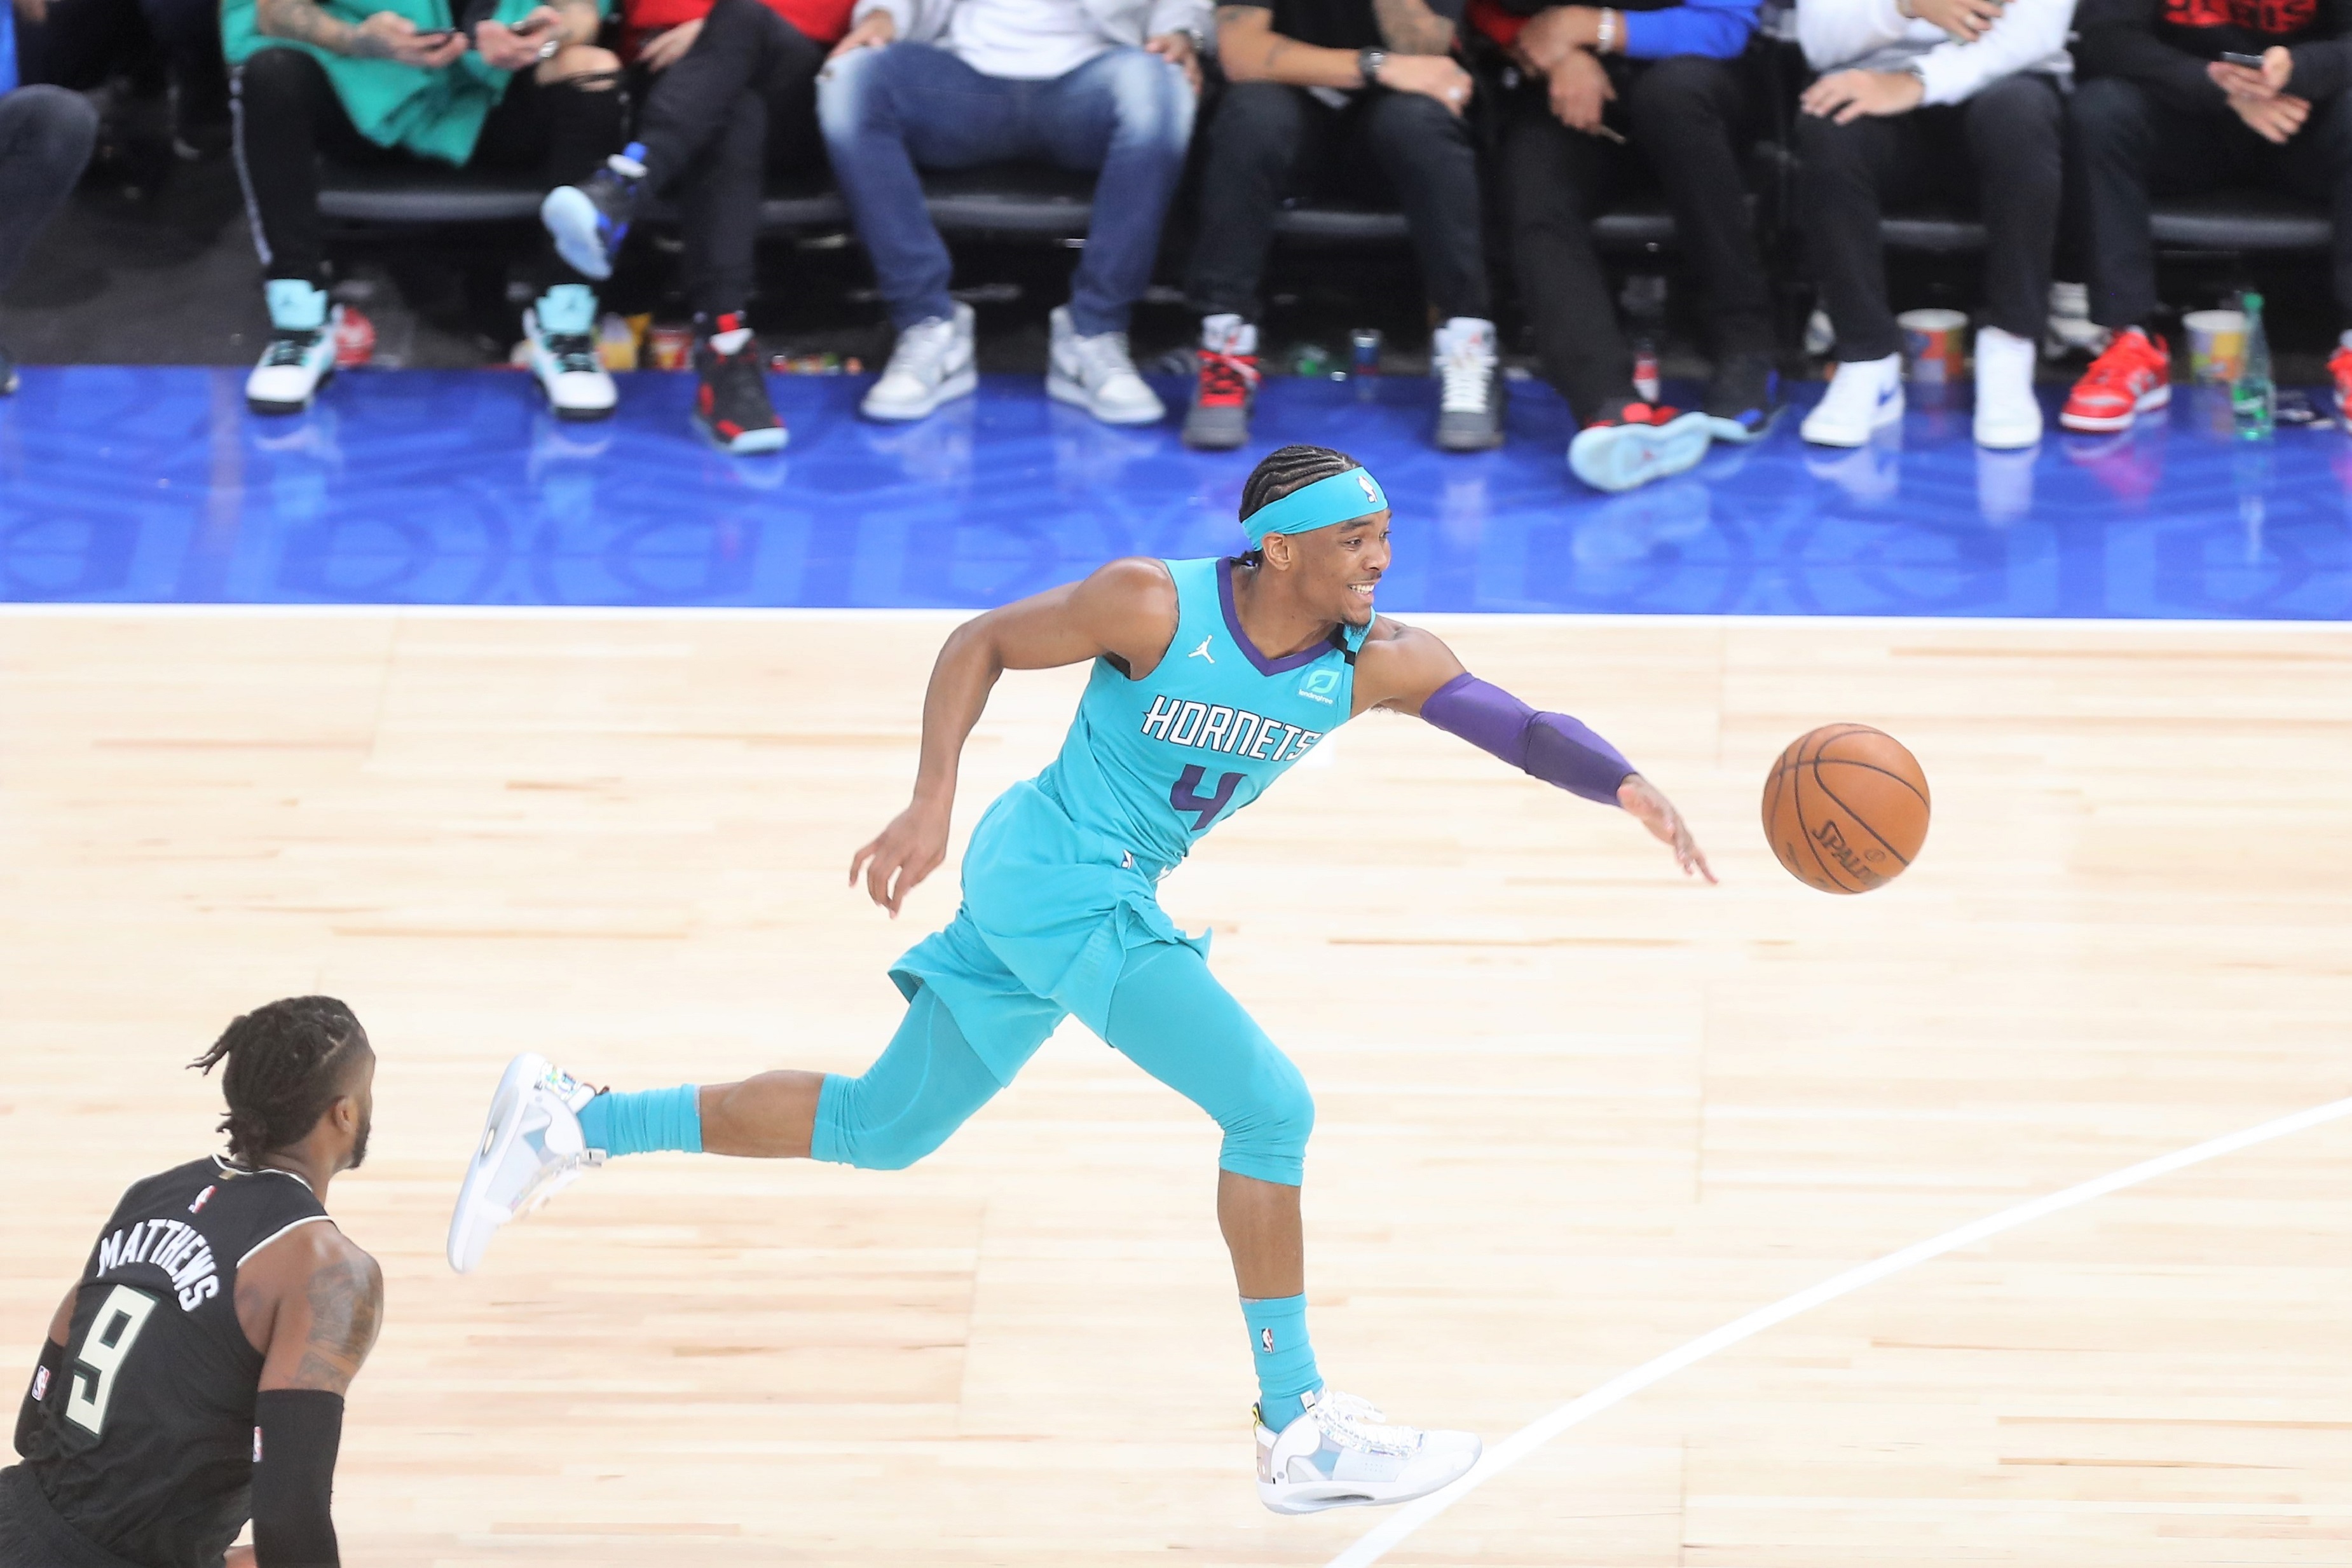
[{"left": 1358, "top": 47, "right": 1389, "bottom": 87}]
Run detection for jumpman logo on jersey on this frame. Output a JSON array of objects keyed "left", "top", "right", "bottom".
[{"left": 1189, "top": 636, "right": 1215, "bottom": 664}]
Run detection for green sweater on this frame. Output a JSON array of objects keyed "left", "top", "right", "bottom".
[{"left": 221, "top": 0, "right": 605, "bottom": 163}]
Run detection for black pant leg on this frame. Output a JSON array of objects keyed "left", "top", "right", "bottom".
[
  {"left": 2262, "top": 90, "right": 2352, "bottom": 319},
  {"left": 634, "top": 0, "right": 821, "bottom": 191},
  {"left": 1500, "top": 88, "right": 1634, "bottom": 423},
  {"left": 2069, "top": 77, "right": 2239, "bottom": 331},
  {"left": 231, "top": 48, "right": 374, "bottom": 285},
  {"left": 1357, "top": 88, "right": 1490, "bottom": 319},
  {"left": 1186, "top": 81, "right": 1320, "bottom": 321},
  {"left": 1623, "top": 55, "right": 1774, "bottom": 358},
  {"left": 473, "top": 71, "right": 627, "bottom": 289},
  {"left": 681, "top": 90, "right": 771, "bottom": 318},
  {"left": 15, "top": 0, "right": 146, "bottom": 92},
  {"left": 1793, "top": 106, "right": 1908, "bottom": 362},
  {"left": 1963, "top": 73, "right": 2063, "bottom": 341}
]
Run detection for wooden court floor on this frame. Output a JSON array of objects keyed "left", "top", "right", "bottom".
[{"left": 3, "top": 608, "right": 2347, "bottom": 1568}]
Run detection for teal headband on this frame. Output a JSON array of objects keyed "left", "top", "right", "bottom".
[{"left": 1242, "top": 467, "right": 1390, "bottom": 548}]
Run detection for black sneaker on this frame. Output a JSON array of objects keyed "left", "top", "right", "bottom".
[
  {"left": 694, "top": 314, "right": 786, "bottom": 454},
  {"left": 540, "top": 142, "right": 646, "bottom": 283},
  {"left": 1703, "top": 352, "right": 1782, "bottom": 444},
  {"left": 1183, "top": 313, "right": 1260, "bottom": 451}
]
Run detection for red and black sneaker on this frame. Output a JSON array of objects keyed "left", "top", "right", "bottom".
[
  {"left": 1183, "top": 314, "right": 1261, "bottom": 451},
  {"left": 693, "top": 313, "right": 786, "bottom": 455},
  {"left": 2059, "top": 327, "right": 2170, "bottom": 433}
]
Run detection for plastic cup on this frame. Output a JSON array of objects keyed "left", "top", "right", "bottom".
[
  {"left": 2184, "top": 309, "right": 2247, "bottom": 385},
  {"left": 1897, "top": 308, "right": 1969, "bottom": 384}
]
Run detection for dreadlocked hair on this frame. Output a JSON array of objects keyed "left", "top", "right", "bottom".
[
  {"left": 189, "top": 997, "right": 369, "bottom": 1164},
  {"left": 1233, "top": 444, "right": 1363, "bottom": 566}
]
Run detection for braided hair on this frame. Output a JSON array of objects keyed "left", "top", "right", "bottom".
[
  {"left": 188, "top": 997, "right": 370, "bottom": 1165},
  {"left": 1234, "top": 444, "right": 1364, "bottom": 566}
]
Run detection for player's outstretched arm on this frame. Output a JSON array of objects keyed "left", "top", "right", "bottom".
[
  {"left": 850, "top": 558, "right": 1180, "bottom": 915},
  {"left": 1356, "top": 621, "right": 1716, "bottom": 883},
  {"left": 240, "top": 1224, "right": 383, "bottom": 1568}
]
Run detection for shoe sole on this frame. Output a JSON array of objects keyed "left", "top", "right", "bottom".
[
  {"left": 1800, "top": 399, "right": 1904, "bottom": 448},
  {"left": 1434, "top": 425, "right": 1506, "bottom": 453},
  {"left": 697, "top": 414, "right": 788, "bottom": 454},
  {"left": 1183, "top": 412, "right": 1250, "bottom": 450},
  {"left": 540, "top": 187, "right": 615, "bottom": 283},
  {"left": 1974, "top": 419, "right": 2045, "bottom": 450},
  {"left": 448, "top": 1051, "right": 554, "bottom": 1274},
  {"left": 1704, "top": 406, "right": 1782, "bottom": 446},
  {"left": 860, "top": 365, "right": 976, "bottom": 422},
  {"left": 1045, "top": 369, "right": 1165, "bottom": 425},
  {"left": 1569, "top": 414, "right": 1713, "bottom": 493},
  {"left": 1257, "top": 1447, "right": 1482, "bottom": 1515},
  {"left": 247, "top": 365, "right": 333, "bottom": 416},
  {"left": 533, "top": 365, "right": 617, "bottom": 423},
  {"left": 2059, "top": 383, "right": 2169, "bottom": 433}
]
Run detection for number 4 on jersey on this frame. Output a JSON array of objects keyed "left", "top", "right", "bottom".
[
  {"left": 65, "top": 1285, "right": 158, "bottom": 1437},
  {"left": 1170, "top": 765, "right": 1244, "bottom": 831}
]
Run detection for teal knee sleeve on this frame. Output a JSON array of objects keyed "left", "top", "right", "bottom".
[
  {"left": 1214, "top": 1050, "right": 1314, "bottom": 1188},
  {"left": 811, "top": 988, "right": 1001, "bottom": 1171},
  {"left": 1106, "top": 943, "right": 1314, "bottom": 1187}
]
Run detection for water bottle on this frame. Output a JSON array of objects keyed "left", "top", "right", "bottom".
[{"left": 2232, "top": 290, "right": 2276, "bottom": 440}]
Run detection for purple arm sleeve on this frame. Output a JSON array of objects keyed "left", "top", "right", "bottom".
[{"left": 1418, "top": 672, "right": 1636, "bottom": 807}]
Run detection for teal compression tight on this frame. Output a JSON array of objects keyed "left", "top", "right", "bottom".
[{"left": 811, "top": 942, "right": 1315, "bottom": 1185}]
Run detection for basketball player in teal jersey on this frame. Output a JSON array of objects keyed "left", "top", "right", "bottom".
[{"left": 448, "top": 444, "right": 1714, "bottom": 1515}]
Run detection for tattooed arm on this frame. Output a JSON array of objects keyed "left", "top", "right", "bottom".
[
  {"left": 1371, "top": 0, "right": 1456, "bottom": 54},
  {"left": 238, "top": 1224, "right": 382, "bottom": 1568},
  {"left": 1215, "top": 1, "right": 1473, "bottom": 104},
  {"left": 255, "top": 0, "right": 471, "bottom": 67}
]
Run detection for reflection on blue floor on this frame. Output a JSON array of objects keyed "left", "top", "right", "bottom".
[{"left": 2, "top": 366, "right": 2348, "bottom": 617}]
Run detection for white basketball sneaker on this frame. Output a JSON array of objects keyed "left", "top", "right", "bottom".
[
  {"left": 447, "top": 1053, "right": 605, "bottom": 1274},
  {"left": 1255, "top": 1389, "right": 1480, "bottom": 1515}
]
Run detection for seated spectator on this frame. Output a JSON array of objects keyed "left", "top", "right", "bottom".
[
  {"left": 13, "top": 0, "right": 230, "bottom": 159},
  {"left": 1793, "top": 0, "right": 2074, "bottom": 450},
  {"left": 542, "top": 0, "right": 853, "bottom": 452},
  {"left": 1472, "top": 0, "right": 1772, "bottom": 493},
  {"left": 223, "top": 0, "right": 624, "bottom": 418},
  {"left": 2066, "top": 0, "right": 2352, "bottom": 430},
  {"left": 0, "top": 50, "right": 100, "bottom": 392},
  {"left": 1187, "top": 0, "right": 1500, "bottom": 452},
  {"left": 814, "top": 0, "right": 1203, "bottom": 426}
]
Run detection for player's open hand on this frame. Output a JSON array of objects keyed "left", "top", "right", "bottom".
[
  {"left": 1618, "top": 774, "right": 1716, "bottom": 883},
  {"left": 850, "top": 800, "right": 950, "bottom": 917}
]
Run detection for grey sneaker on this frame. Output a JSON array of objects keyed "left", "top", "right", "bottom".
[
  {"left": 1432, "top": 317, "right": 1504, "bottom": 451},
  {"left": 861, "top": 301, "right": 977, "bottom": 422},
  {"left": 1046, "top": 304, "right": 1165, "bottom": 425},
  {"left": 1183, "top": 313, "right": 1259, "bottom": 451}
]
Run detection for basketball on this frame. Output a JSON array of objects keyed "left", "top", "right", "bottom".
[{"left": 1763, "top": 723, "right": 1931, "bottom": 894}]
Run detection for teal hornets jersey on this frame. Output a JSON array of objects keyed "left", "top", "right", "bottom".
[{"left": 1034, "top": 557, "right": 1372, "bottom": 876}]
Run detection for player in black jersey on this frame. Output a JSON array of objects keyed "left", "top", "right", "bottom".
[{"left": 6, "top": 997, "right": 383, "bottom": 1568}]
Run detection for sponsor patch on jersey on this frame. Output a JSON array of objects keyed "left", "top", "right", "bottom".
[{"left": 1296, "top": 669, "right": 1341, "bottom": 705}]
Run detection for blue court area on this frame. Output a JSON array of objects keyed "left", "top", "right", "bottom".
[{"left": 3, "top": 365, "right": 2348, "bottom": 618}]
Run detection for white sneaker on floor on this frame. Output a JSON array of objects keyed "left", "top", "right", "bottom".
[
  {"left": 1431, "top": 316, "right": 1505, "bottom": 451},
  {"left": 863, "top": 301, "right": 977, "bottom": 421},
  {"left": 524, "top": 284, "right": 617, "bottom": 421},
  {"left": 1973, "top": 325, "right": 2043, "bottom": 449},
  {"left": 447, "top": 1053, "right": 605, "bottom": 1274},
  {"left": 1255, "top": 1389, "right": 1480, "bottom": 1516},
  {"left": 1801, "top": 353, "right": 1904, "bottom": 447},
  {"left": 1047, "top": 304, "right": 1165, "bottom": 425},
  {"left": 246, "top": 279, "right": 340, "bottom": 415}
]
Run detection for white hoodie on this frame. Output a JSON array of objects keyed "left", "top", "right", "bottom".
[{"left": 1796, "top": 0, "right": 2075, "bottom": 106}]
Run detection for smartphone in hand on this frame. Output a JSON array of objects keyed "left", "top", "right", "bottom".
[{"left": 2220, "top": 50, "right": 2267, "bottom": 66}]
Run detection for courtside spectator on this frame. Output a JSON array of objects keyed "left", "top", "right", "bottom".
[
  {"left": 2067, "top": 0, "right": 2352, "bottom": 430},
  {"left": 816, "top": 0, "right": 1203, "bottom": 426},
  {"left": 225, "top": 0, "right": 624, "bottom": 418},
  {"left": 1471, "top": 0, "right": 1772, "bottom": 492},
  {"left": 1, "top": 15, "right": 99, "bottom": 392},
  {"left": 543, "top": 0, "right": 854, "bottom": 452},
  {"left": 12, "top": 0, "right": 229, "bottom": 157},
  {"left": 1794, "top": 0, "right": 2074, "bottom": 450},
  {"left": 1186, "top": 0, "right": 1501, "bottom": 452}
]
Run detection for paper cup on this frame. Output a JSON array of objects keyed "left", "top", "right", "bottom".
[
  {"left": 1898, "top": 308, "right": 1969, "bottom": 384},
  {"left": 2184, "top": 309, "right": 2246, "bottom": 385}
]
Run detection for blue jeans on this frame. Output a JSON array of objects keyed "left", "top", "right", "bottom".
[{"left": 817, "top": 42, "right": 1194, "bottom": 335}]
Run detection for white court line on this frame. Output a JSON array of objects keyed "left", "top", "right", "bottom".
[{"left": 1328, "top": 1093, "right": 2352, "bottom": 1568}]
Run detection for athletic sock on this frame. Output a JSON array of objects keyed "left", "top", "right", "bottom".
[
  {"left": 577, "top": 1085, "right": 702, "bottom": 1157},
  {"left": 1241, "top": 1294, "right": 1322, "bottom": 1430}
]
